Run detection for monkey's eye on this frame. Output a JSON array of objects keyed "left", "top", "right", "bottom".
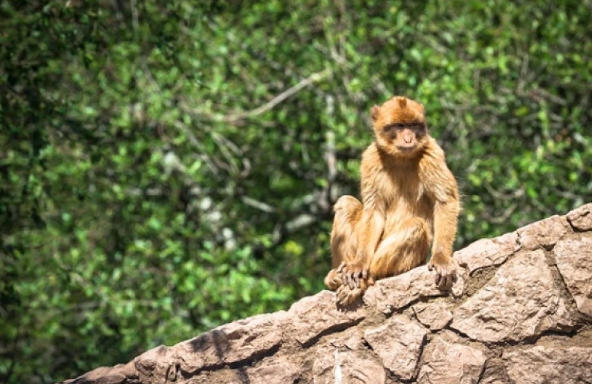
[
  {"left": 394, "top": 123, "right": 405, "bottom": 130},
  {"left": 410, "top": 123, "right": 424, "bottom": 132}
]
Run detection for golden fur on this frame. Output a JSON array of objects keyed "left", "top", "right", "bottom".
[{"left": 325, "top": 96, "right": 460, "bottom": 305}]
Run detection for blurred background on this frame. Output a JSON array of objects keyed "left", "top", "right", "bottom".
[{"left": 1, "top": 0, "right": 591, "bottom": 382}]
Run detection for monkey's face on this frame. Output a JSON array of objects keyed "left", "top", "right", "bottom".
[{"left": 371, "top": 96, "right": 428, "bottom": 157}]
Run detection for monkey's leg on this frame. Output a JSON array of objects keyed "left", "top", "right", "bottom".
[
  {"left": 369, "top": 217, "right": 431, "bottom": 280},
  {"left": 337, "top": 218, "right": 429, "bottom": 306},
  {"left": 324, "top": 196, "right": 362, "bottom": 291}
]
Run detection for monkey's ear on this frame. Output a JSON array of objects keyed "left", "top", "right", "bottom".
[
  {"left": 397, "top": 97, "right": 407, "bottom": 109},
  {"left": 371, "top": 105, "right": 380, "bottom": 122}
]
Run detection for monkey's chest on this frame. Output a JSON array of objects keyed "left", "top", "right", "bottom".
[{"left": 378, "top": 173, "right": 428, "bottom": 214}]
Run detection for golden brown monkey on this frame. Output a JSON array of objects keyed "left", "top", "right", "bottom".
[{"left": 325, "top": 96, "right": 460, "bottom": 305}]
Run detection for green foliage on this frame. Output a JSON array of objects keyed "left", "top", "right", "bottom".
[{"left": 1, "top": 0, "right": 591, "bottom": 382}]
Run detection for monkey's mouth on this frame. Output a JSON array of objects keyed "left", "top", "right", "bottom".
[{"left": 396, "top": 144, "right": 416, "bottom": 152}]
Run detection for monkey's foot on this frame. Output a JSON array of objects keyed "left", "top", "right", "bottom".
[
  {"left": 324, "top": 268, "right": 343, "bottom": 290},
  {"left": 339, "top": 262, "right": 371, "bottom": 290},
  {"left": 335, "top": 276, "right": 374, "bottom": 306},
  {"left": 336, "top": 285, "right": 364, "bottom": 306}
]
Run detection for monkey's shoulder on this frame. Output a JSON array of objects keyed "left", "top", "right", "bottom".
[{"left": 361, "top": 142, "right": 380, "bottom": 161}]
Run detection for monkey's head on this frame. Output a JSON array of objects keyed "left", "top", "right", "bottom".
[{"left": 371, "top": 96, "right": 428, "bottom": 157}]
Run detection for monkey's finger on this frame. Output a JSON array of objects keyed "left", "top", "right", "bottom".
[
  {"left": 427, "top": 263, "right": 433, "bottom": 271},
  {"left": 334, "top": 286, "right": 343, "bottom": 303},
  {"left": 348, "top": 273, "right": 356, "bottom": 290},
  {"left": 342, "top": 271, "right": 350, "bottom": 289},
  {"left": 361, "top": 270, "right": 368, "bottom": 280},
  {"left": 447, "top": 272, "right": 455, "bottom": 289},
  {"left": 337, "top": 262, "right": 345, "bottom": 273},
  {"left": 353, "top": 274, "right": 361, "bottom": 289},
  {"left": 340, "top": 268, "right": 349, "bottom": 284},
  {"left": 439, "top": 271, "right": 449, "bottom": 290},
  {"left": 441, "top": 269, "right": 453, "bottom": 290},
  {"left": 336, "top": 285, "right": 347, "bottom": 304},
  {"left": 434, "top": 268, "right": 442, "bottom": 287}
]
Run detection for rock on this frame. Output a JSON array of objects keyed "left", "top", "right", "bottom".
[
  {"left": 566, "top": 203, "right": 592, "bottom": 231},
  {"left": 313, "top": 346, "right": 386, "bottom": 384},
  {"left": 288, "top": 290, "right": 365, "bottom": 346},
  {"left": 62, "top": 203, "right": 592, "bottom": 384},
  {"left": 136, "top": 311, "right": 290, "bottom": 382},
  {"left": 247, "top": 358, "right": 300, "bottom": 384},
  {"left": 135, "top": 346, "right": 177, "bottom": 384},
  {"left": 517, "top": 215, "right": 571, "bottom": 250},
  {"left": 67, "top": 361, "right": 138, "bottom": 384},
  {"left": 181, "top": 370, "right": 245, "bottom": 384},
  {"left": 454, "top": 232, "right": 519, "bottom": 273},
  {"left": 477, "top": 359, "right": 511, "bottom": 384},
  {"left": 363, "top": 266, "right": 463, "bottom": 314},
  {"left": 503, "top": 344, "right": 592, "bottom": 384},
  {"left": 450, "top": 250, "right": 573, "bottom": 343},
  {"left": 416, "top": 337, "right": 487, "bottom": 384},
  {"left": 412, "top": 301, "right": 453, "bottom": 330},
  {"left": 363, "top": 315, "right": 428, "bottom": 380},
  {"left": 177, "top": 311, "right": 288, "bottom": 372},
  {"left": 554, "top": 237, "right": 592, "bottom": 317}
]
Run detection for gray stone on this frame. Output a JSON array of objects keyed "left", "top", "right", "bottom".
[
  {"left": 517, "top": 215, "right": 571, "bottom": 250},
  {"left": 413, "top": 301, "right": 453, "bottom": 330},
  {"left": 363, "top": 266, "right": 463, "bottom": 314},
  {"left": 247, "top": 358, "right": 300, "bottom": 384},
  {"left": 455, "top": 232, "right": 519, "bottom": 273},
  {"left": 554, "top": 237, "right": 592, "bottom": 317},
  {"left": 363, "top": 315, "right": 427, "bottom": 380},
  {"left": 504, "top": 344, "right": 592, "bottom": 384},
  {"left": 313, "top": 346, "right": 386, "bottom": 384},
  {"left": 174, "top": 311, "right": 289, "bottom": 373},
  {"left": 566, "top": 203, "right": 592, "bottom": 231},
  {"left": 288, "top": 290, "right": 365, "bottom": 346},
  {"left": 67, "top": 361, "right": 138, "bottom": 384},
  {"left": 451, "top": 250, "right": 573, "bottom": 343},
  {"left": 416, "top": 337, "right": 487, "bottom": 384}
]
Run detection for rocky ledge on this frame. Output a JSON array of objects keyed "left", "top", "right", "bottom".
[{"left": 64, "top": 203, "right": 592, "bottom": 384}]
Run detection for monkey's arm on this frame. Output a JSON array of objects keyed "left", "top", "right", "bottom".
[
  {"left": 431, "top": 195, "right": 460, "bottom": 262},
  {"left": 422, "top": 147, "right": 461, "bottom": 289}
]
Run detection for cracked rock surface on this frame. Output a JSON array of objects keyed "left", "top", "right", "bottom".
[{"left": 63, "top": 203, "right": 592, "bottom": 384}]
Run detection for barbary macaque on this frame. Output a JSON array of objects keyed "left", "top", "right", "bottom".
[{"left": 325, "top": 96, "right": 460, "bottom": 305}]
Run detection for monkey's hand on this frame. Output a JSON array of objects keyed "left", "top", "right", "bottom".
[
  {"left": 324, "top": 268, "right": 343, "bottom": 291},
  {"left": 427, "top": 255, "right": 457, "bottom": 290}
]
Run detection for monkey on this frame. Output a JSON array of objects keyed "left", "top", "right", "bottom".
[{"left": 324, "top": 96, "right": 460, "bottom": 306}]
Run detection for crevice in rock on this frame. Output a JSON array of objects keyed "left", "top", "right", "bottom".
[
  {"left": 410, "top": 331, "right": 430, "bottom": 382},
  {"left": 545, "top": 250, "right": 590, "bottom": 325},
  {"left": 382, "top": 292, "right": 457, "bottom": 320},
  {"left": 300, "top": 318, "right": 364, "bottom": 349},
  {"left": 462, "top": 265, "right": 498, "bottom": 297},
  {"left": 447, "top": 324, "right": 583, "bottom": 351},
  {"left": 384, "top": 369, "right": 414, "bottom": 384},
  {"left": 516, "top": 230, "right": 524, "bottom": 251},
  {"left": 362, "top": 338, "right": 374, "bottom": 352},
  {"left": 478, "top": 358, "right": 511, "bottom": 384}
]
